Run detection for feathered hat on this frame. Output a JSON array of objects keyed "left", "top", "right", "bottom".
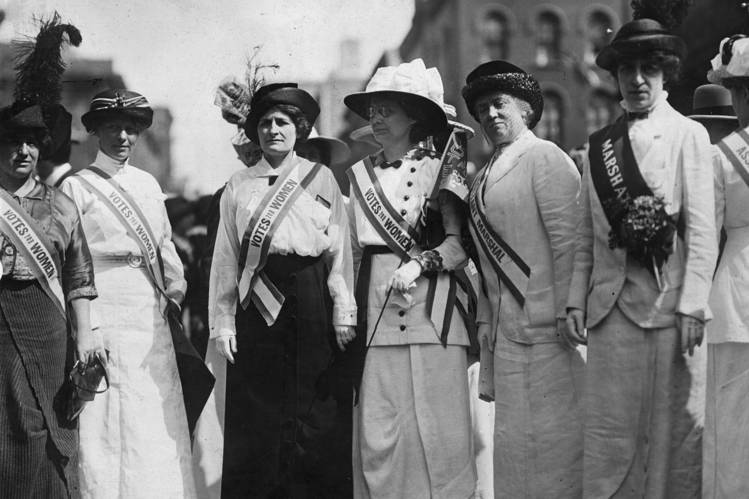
[
  {"left": 214, "top": 48, "right": 279, "bottom": 127},
  {"left": 0, "top": 12, "right": 81, "bottom": 159},
  {"left": 243, "top": 83, "right": 320, "bottom": 143},
  {"left": 595, "top": 0, "right": 690, "bottom": 71},
  {"left": 707, "top": 35, "right": 749, "bottom": 85},
  {"left": 344, "top": 58, "right": 448, "bottom": 136},
  {"left": 461, "top": 60, "right": 544, "bottom": 129}
]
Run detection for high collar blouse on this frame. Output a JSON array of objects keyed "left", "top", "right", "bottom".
[
  {"left": 209, "top": 152, "right": 356, "bottom": 337},
  {"left": 59, "top": 150, "right": 186, "bottom": 300}
]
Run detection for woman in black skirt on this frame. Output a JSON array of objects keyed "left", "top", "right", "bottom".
[{"left": 208, "top": 83, "right": 356, "bottom": 498}]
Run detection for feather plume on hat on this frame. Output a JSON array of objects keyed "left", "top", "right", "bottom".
[
  {"left": 13, "top": 12, "right": 81, "bottom": 108},
  {"left": 214, "top": 47, "right": 278, "bottom": 126}
]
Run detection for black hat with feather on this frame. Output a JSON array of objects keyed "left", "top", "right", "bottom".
[
  {"left": 0, "top": 12, "right": 81, "bottom": 159},
  {"left": 596, "top": 0, "right": 691, "bottom": 71}
]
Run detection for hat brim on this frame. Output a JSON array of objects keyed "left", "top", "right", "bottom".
[
  {"left": 343, "top": 90, "right": 448, "bottom": 135},
  {"left": 688, "top": 114, "right": 738, "bottom": 122},
  {"left": 448, "top": 120, "right": 475, "bottom": 139},
  {"left": 596, "top": 35, "right": 687, "bottom": 71},
  {"left": 305, "top": 136, "right": 351, "bottom": 166},
  {"left": 461, "top": 74, "right": 543, "bottom": 129},
  {"left": 81, "top": 107, "right": 153, "bottom": 132},
  {"left": 244, "top": 87, "right": 320, "bottom": 143}
]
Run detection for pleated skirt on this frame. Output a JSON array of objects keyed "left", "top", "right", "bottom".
[{"left": 0, "top": 279, "right": 73, "bottom": 499}]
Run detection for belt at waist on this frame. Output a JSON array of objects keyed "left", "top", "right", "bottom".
[{"left": 93, "top": 253, "right": 147, "bottom": 269}]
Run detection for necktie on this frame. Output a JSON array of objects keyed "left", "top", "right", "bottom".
[{"left": 627, "top": 111, "right": 649, "bottom": 121}]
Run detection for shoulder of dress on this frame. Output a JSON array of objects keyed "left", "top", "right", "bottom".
[{"left": 50, "top": 186, "right": 79, "bottom": 217}]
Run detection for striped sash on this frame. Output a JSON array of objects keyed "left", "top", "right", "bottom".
[
  {"left": 0, "top": 189, "right": 65, "bottom": 316},
  {"left": 237, "top": 161, "right": 323, "bottom": 325},
  {"left": 717, "top": 128, "right": 749, "bottom": 189},
  {"left": 347, "top": 158, "right": 419, "bottom": 260},
  {"left": 468, "top": 165, "right": 531, "bottom": 306}
]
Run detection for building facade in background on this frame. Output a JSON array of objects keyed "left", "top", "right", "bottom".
[{"left": 0, "top": 37, "right": 174, "bottom": 189}]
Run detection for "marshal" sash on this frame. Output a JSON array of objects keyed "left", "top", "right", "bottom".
[
  {"left": 717, "top": 127, "right": 749, "bottom": 189},
  {"left": 347, "top": 157, "right": 419, "bottom": 260},
  {"left": 237, "top": 161, "right": 323, "bottom": 325},
  {"left": 588, "top": 117, "right": 654, "bottom": 226},
  {"left": 468, "top": 164, "right": 530, "bottom": 306},
  {"left": 0, "top": 188, "right": 65, "bottom": 316}
]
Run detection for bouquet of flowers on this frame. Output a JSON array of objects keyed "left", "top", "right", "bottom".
[{"left": 605, "top": 195, "right": 677, "bottom": 288}]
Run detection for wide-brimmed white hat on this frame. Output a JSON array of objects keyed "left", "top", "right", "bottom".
[
  {"left": 708, "top": 35, "right": 749, "bottom": 85},
  {"left": 344, "top": 58, "right": 448, "bottom": 135}
]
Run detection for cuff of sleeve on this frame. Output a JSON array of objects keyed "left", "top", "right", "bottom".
[
  {"left": 210, "top": 315, "right": 236, "bottom": 339},
  {"left": 676, "top": 309, "right": 706, "bottom": 323},
  {"left": 67, "top": 285, "right": 98, "bottom": 302},
  {"left": 333, "top": 305, "right": 357, "bottom": 327}
]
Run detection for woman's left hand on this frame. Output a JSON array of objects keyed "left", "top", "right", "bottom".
[
  {"left": 389, "top": 260, "right": 422, "bottom": 293},
  {"left": 335, "top": 326, "right": 356, "bottom": 351},
  {"left": 77, "top": 328, "right": 107, "bottom": 366}
]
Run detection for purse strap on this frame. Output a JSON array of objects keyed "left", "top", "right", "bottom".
[{"left": 69, "top": 358, "right": 110, "bottom": 394}]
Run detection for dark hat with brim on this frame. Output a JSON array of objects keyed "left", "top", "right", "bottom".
[
  {"left": 81, "top": 89, "right": 154, "bottom": 132},
  {"left": 305, "top": 136, "right": 351, "bottom": 166},
  {"left": 344, "top": 91, "right": 447, "bottom": 136},
  {"left": 243, "top": 83, "right": 320, "bottom": 143},
  {"left": 596, "top": 19, "right": 686, "bottom": 71},
  {"left": 687, "top": 84, "right": 737, "bottom": 121},
  {"left": 0, "top": 104, "right": 49, "bottom": 143},
  {"left": 461, "top": 60, "right": 543, "bottom": 129}
]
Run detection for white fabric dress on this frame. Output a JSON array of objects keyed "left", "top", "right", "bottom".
[{"left": 61, "top": 151, "right": 195, "bottom": 499}]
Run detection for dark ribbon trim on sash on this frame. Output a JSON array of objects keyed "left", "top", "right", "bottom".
[
  {"left": 74, "top": 167, "right": 214, "bottom": 434},
  {"left": 347, "top": 158, "right": 419, "bottom": 260},
  {"left": 717, "top": 128, "right": 749, "bottom": 189},
  {"left": 588, "top": 117, "right": 654, "bottom": 223},
  {"left": 588, "top": 117, "right": 685, "bottom": 241},
  {"left": 468, "top": 166, "right": 530, "bottom": 306},
  {"left": 0, "top": 188, "right": 65, "bottom": 316},
  {"left": 236, "top": 162, "right": 323, "bottom": 316}
]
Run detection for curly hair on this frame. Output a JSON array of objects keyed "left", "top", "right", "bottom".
[{"left": 267, "top": 103, "right": 313, "bottom": 142}]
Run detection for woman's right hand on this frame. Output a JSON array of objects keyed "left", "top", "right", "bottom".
[
  {"left": 216, "top": 334, "right": 237, "bottom": 364},
  {"left": 77, "top": 328, "right": 107, "bottom": 366}
]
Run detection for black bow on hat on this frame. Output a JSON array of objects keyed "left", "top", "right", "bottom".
[{"left": 81, "top": 89, "right": 154, "bottom": 132}]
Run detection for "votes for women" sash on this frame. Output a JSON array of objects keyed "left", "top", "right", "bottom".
[
  {"left": 717, "top": 127, "right": 749, "bottom": 189},
  {"left": 468, "top": 165, "right": 530, "bottom": 306},
  {"left": 347, "top": 157, "right": 419, "bottom": 260},
  {"left": 237, "top": 161, "right": 323, "bottom": 325},
  {"left": 0, "top": 189, "right": 65, "bottom": 316},
  {"left": 73, "top": 166, "right": 215, "bottom": 434}
]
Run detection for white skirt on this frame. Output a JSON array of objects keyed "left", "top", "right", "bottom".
[
  {"left": 78, "top": 264, "right": 196, "bottom": 499},
  {"left": 353, "top": 344, "right": 476, "bottom": 499}
]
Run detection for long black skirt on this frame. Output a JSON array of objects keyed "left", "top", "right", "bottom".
[
  {"left": 221, "top": 254, "right": 353, "bottom": 499},
  {"left": 0, "top": 279, "right": 75, "bottom": 499}
]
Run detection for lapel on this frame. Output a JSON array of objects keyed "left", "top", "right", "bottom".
[{"left": 484, "top": 130, "right": 535, "bottom": 189}]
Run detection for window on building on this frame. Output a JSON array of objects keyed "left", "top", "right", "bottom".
[
  {"left": 586, "top": 90, "right": 618, "bottom": 135},
  {"left": 585, "top": 10, "right": 614, "bottom": 64},
  {"left": 536, "top": 11, "right": 561, "bottom": 67},
  {"left": 536, "top": 92, "right": 563, "bottom": 144},
  {"left": 480, "top": 10, "right": 509, "bottom": 61}
]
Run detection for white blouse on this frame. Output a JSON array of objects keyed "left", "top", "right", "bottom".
[
  {"left": 60, "top": 151, "right": 186, "bottom": 300},
  {"left": 209, "top": 152, "right": 356, "bottom": 338}
]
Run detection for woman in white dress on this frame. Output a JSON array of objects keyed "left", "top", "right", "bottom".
[{"left": 61, "top": 89, "right": 196, "bottom": 499}]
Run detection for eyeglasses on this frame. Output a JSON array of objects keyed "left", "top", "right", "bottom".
[{"left": 366, "top": 104, "right": 395, "bottom": 119}]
